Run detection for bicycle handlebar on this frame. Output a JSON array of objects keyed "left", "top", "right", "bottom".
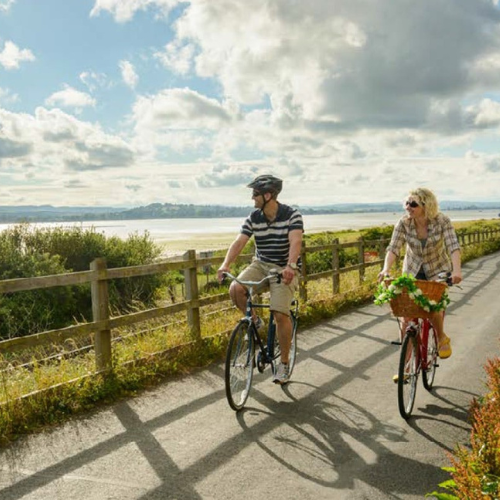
[
  {"left": 383, "top": 271, "right": 455, "bottom": 287},
  {"left": 222, "top": 270, "right": 283, "bottom": 287}
]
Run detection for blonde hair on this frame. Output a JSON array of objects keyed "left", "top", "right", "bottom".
[{"left": 407, "top": 187, "right": 439, "bottom": 219}]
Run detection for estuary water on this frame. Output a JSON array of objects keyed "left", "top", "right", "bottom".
[{"left": 0, "top": 209, "right": 498, "bottom": 244}]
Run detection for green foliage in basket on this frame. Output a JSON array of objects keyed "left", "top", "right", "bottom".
[{"left": 374, "top": 274, "right": 450, "bottom": 313}]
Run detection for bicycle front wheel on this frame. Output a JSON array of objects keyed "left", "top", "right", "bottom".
[
  {"left": 422, "top": 323, "right": 438, "bottom": 390},
  {"left": 397, "top": 333, "right": 419, "bottom": 419},
  {"left": 225, "top": 321, "right": 254, "bottom": 411}
]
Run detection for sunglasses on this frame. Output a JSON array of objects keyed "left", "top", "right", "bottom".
[
  {"left": 252, "top": 190, "right": 263, "bottom": 197},
  {"left": 405, "top": 200, "right": 421, "bottom": 208}
]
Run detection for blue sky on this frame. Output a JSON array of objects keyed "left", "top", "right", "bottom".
[{"left": 1, "top": 0, "right": 500, "bottom": 208}]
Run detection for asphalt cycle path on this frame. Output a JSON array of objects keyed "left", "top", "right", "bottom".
[{"left": 1, "top": 252, "right": 500, "bottom": 500}]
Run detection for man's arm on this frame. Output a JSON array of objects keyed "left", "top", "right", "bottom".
[
  {"left": 287, "top": 229, "right": 303, "bottom": 266},
  {"left": 283, "top": 229, "right": 303, "bottom": 285},
  {"left": 217, "top": 233, "right": 250, "bottom": 282}
]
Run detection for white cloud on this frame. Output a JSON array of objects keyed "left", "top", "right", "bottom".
[
  {"left": 154, "top": 40, "right": 195, "bottom": 75},
  {"left": 0, "top": 87, "right": 19, "bottom": 105},
  {"left": 45, "top": 85, "right": 97, "bottom": 111},
  {"left": 0, "top": 0, "right": 15, "bottom": 12},
  {"left": 119, "top": 60, "right": 138, "bottom": 89},
  {"left": 170, "top": 0, "right": 500, "bottom": 135},
  {"left": 90, "top": 0, "right": 181, "bottom": 23},
  {"left": 133, "top": 87, "right": 234, "bottom": 131},
  {"left": 0, "top": 40, "right": 35, "bottom": 70},
  {"left": 80, "top": 71, "right": 109, "bottom": 92}
]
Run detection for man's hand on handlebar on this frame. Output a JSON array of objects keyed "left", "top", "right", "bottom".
[{"left": 217, "top": 266, "right": 230, "bottom": 284}]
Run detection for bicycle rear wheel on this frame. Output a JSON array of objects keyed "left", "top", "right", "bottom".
[
  {"left": 422, "top": 323, "right": 438, "bottom": 390},
  {"left": 225, "top": 321, "right": 254, "bottom": 411},
  {"left": 397, "top": 332, "right": 419, "bottom": 419}
]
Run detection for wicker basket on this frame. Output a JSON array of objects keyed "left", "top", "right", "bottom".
[{"left": 386, "top": 279, "right": 447, "bottom": 318}]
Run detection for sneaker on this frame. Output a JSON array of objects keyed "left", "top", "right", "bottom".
[{"left": 273, "top": 362, "right": 290, "bottom": 385}]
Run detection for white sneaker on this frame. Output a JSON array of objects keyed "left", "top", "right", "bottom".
[{"left": 273, "top": 362, "right": 290, "bottom": 385}]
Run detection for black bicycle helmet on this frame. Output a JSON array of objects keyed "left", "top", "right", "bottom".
[{"left": 247, "top": 174, "right": 283, "bottom": 195}]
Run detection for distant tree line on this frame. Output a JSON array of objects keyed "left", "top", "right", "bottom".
[{"left": 0, "top": 201, "right": 498, "bottom": 223}]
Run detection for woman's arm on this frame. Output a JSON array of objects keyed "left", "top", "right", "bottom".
[{"left": 378, "top": 250, "right": 398, "bottom": 282}]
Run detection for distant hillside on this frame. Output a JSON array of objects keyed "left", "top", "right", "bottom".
[{"left": 0, "top": 201, "right": 498, "bottom": 223}]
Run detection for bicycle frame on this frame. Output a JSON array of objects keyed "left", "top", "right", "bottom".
[{"left": 401, "top": 317, "right": 431, "bottom": 371}]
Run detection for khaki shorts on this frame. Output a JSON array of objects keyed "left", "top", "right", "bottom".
[{"left": 237, "top": 259, "right": 298, "bottom": 316}]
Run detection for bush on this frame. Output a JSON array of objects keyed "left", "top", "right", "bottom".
[
  {"left": 429, "top": 356, "right": 500, "bottom": 499},
  {"left": 304, "top": 232, "right": 359, "bottom": 274},
  {"left": 0, "top": 224, "right": 168, "bottom": 339}
]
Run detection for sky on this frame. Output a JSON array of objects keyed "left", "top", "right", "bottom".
[{"left": 1, "top": 0, "right": 500, "bottom": 208}]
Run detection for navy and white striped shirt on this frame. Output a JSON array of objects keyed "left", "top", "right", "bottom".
[{"left": 240, "top": 203, "right": 304, "bottom": 267}]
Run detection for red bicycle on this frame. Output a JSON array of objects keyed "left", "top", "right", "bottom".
[{"left": 388, "top": 273, "right": 452, "bottom": 419}]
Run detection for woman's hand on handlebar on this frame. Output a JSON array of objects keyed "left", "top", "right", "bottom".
[{"left": 377, "top": 269, "right": 391, "bottom": 283}]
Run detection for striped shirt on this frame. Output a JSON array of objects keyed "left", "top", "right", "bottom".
[
  {"left": 240, "top": 203, "right": 304, "bottom": 267},
  {"left": 386, "top": 212, "right": 460, "bottom": 280}
]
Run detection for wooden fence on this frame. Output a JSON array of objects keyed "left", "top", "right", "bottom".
[{"left": 0, "top": 228, "right": 499, "bottom": 376}]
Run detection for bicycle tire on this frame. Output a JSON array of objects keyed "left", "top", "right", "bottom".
[
  {"left": 422, "top": 322, "right": 438, "bottom": 390},
  {"left": 225, "top": 320, "right": 254, "bottom": 411},
  {"left": 397, "top": 332, "right": 419, "bottom": 419}
]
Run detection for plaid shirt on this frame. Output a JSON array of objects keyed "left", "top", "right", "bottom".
[{"left": 386, "top": 213, "right": 460, "bottom": 280}]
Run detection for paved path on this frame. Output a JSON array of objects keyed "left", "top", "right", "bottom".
[{"left": 1, "top": 252, "right": 500, "bottom": 500}]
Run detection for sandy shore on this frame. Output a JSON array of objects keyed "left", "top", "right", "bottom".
[{"left": 156, "top": 233, "right": 236, "bottom": 258}]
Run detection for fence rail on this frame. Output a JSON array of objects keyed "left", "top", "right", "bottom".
[{"left": 1, "top": 228, "right": 499, "bottom": 375}]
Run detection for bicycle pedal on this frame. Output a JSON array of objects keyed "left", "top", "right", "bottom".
[{"left": 391, "top": 340, "right": 402, "bottom": 346}]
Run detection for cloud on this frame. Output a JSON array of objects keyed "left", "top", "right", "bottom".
[
  {"left": 0, "top": 107, "right": 136, "bottom": 175},
  {"left": 197, "top": 164, "right": 262, "bottom": 188},
  {"left": 80, "top": 71, "right": 109, "bottom": 92},
  {"left": 154, "top": 40, "right": 195, "bottom": 75},
  {"left": 0, "top": 0, "right": 15, "bottom": 12},
  {"left": 0, "top": 87, "right": 19, "bottom": 105},
  {"left": 90, "top": 0, "right": 181, "bottom": 23},
  {"left": 171, "top": 0, "right": 500, "bottom": 134},
  {"left": 134, "top": 88, "right": 233, "bottom": 129},
  {"left": 0, "top": 137, "right": 32, "bottom": 158},
  {"left": 119, "top": 60, "right": 138, "bottom": 89},
  {"left": 65, "top": 139, "right": 135, "bottom": 171},
  {"left": 0, "top": 40, "right": 35, "bottom": 70},
  {"left": 45, "top": 85, "right": 97, "bottom": 111}
]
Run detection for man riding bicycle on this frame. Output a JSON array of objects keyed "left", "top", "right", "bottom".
[{"left": 217, "top": 174, "right": 303, "bottom": 384}]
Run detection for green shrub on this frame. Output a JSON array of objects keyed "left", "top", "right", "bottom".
[{"left": 0, "top": 224, "right": 168, "bottom": 339}]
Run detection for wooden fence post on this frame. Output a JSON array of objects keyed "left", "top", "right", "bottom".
[
  {"left": 358, "top": 237, "right": 365, "bottom": 284},
  {"left": 91, "top": 258, "right": 112, "bottom": 372},
  {"left": 183, "top": 249, "right": 201, "bottom": 341},
  {"left": 332, "top": 238, "right": 340, "bottom": 295},
  {"left": 299, "top": 241, "right": 308, "bottom": 303}
]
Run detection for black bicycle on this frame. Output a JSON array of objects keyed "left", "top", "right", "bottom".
[{"left": 223, "top": 270, "right": 299, "bottom": 411}]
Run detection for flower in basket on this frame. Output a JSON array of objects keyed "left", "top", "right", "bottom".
[{"left": 374, "top": 273, "right": 450, "bottom": 313}]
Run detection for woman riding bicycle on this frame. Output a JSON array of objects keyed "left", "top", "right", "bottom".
[{"left": 377, "top": 187, "right": 462, "bottom": 359}]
